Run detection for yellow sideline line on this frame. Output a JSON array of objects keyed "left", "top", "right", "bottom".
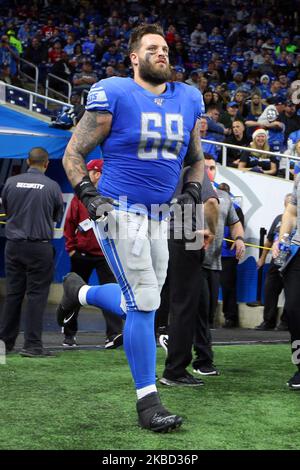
[
  {"left": 0, "top": 222, "right": 273, "bottom": 248},
  {"left": 224, "top": 238, "right": 272, "bottom": 251}
]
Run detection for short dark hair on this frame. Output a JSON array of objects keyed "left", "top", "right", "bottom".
[
  {"left": 28, "top": 147, "right": 49, "bottom": 165},
  {"left": 128, "top": 23, "right": 165, "bottom": 55},
  {"left": 219, "top": 182, "right": 230, "bottom": 193},
  {"left": 204, "top": 153, "right": 215, "bottom": 160}
]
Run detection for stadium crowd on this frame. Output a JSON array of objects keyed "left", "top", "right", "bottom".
[{"left": 1, "top": 0, "right": 300, "bottom": 175}]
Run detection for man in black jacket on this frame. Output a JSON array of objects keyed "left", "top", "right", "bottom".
[{"left": 0, "top": 147, "right": 63, "bottom": 357}]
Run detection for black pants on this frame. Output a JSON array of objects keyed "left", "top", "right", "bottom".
[
  {"left": 162, "top": 239, "right": 205, "bottom": 379},
  {"left": 155, "top": 273, "right": 170, "bottom": 334},
  {"left": 64, "top": 252, "right": 123, "bottom": 338},
  {"left": 263, "top": 262, "right": 287, "bottom": 326},
  {"left": 220, "top": 256, "right": 239, "bottom": 322},
  {"left": 0, "top": 240, "right": 54, "bottom": 351},
  {"left": 193, "top": 268, "right": 219, "bottom": 368},
  {"left": 283, "top": 251, "right": 300, "bottom": 371}
]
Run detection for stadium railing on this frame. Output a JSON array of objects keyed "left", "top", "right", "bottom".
[
  {"left": 45, "top": 73, "right": 72, "bottom": 105},
  {"left": 201, "top": 138, "right": 300, "bottom": 180},
  {"left": 0, "top": 81, "right": 72, "bottom": 115},
  {"left": 18, "top": 58, "right": 39, "bottom": 94}
]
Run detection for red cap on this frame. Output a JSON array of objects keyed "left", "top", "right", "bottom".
[{"left": 86, "top": 159, "right": 103, "bottom": 172}]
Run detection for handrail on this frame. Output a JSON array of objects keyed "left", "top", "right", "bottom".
[
  {"left": 45, "top": 73, "right": 72, "bottom": 107},
  {"left": 0, "top": 80, "right": 72, "bottom": 111},
  {"left": 201, "top": 138, "right": 300, "bottom": 180},
  {"left": 81, "top": 89, "right": 89, "bottom": 105},
  {"left": 18, "top": 58, "right": 39, "bottom": 94}
]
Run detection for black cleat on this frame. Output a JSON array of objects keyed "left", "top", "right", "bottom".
[
  {"left": 105, "top": 333, "right": 123, "bottom": 349},
  {"left": 287, "top": 371, "right": 300, "bottom": 390},
  {"left": 136, "top": 392, "right": 183, "bottom": 433},
  {"left": 56, "top": 273, "right": 85, "bottom": 327}
]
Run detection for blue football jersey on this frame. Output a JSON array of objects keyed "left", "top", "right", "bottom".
[{"left": 86, "top": 77, "right": 204, "bottom": 210}]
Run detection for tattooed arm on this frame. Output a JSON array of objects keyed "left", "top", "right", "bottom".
[
  {"left": 63, "top": 111, "right": 112, "bottom": 187},
  {"left": 184, "top": 119, "right": 205, "bottom": 185}
]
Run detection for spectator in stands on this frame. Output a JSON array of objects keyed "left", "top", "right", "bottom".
[
  {"left": 219, "top": 182, "right": 245, "bottom": 328},
  {"left": 258, "top": 53, "right": 275, "bottom": 76},
  {"left": 48, "top": 40, "right": 63, "bottom": 63},
  {"left": 0, "top": 34, "right": 19, "bottom": 77},
  {"left": 225, "top": 120, "right": 250, "bottom": 167},
  {"left": 7, "top": 29, "right": 23, "bottom": 55},
  {"left": 23, "top": 37, "right": 48, "bottom": 66},
  {"left": 105, "top": 65, "right": 117, "bottom": 78},
  {"left": 42, "top": 18, "right": 56, "bottom": 41},
  {"left": 72, "top": 59, "right": 98, "bottom": 94},
  {"left": 17, "top": 21, "right": 33, "bottom": 47},
  {"left": 279, "top": 99, "right": 300, "bottom": 141},
  {"left": 63, "top": 34, "right": 76, "bottom": 57},
  {"left": 255, "top": 193, "right": 292, "bottom": 331},
  {"left": 238, "top": 128, "right": 277, "bottom": 175},
  {"left": 228, "top": 71, "right": 244, "bottom": 94},
  {"left": 50, "top": 51, "right": 72, "bottom": 92},
  {"left": 101, "top": 43, "right": 123, "bottom": 66},
  {"left": 198, "top": 76, "right": 208, "bottom": 94},
  {"left": 0, "top": 63, "right": 22, "bottom": 87},
  {"left": 82, "top": 32, "right": 98, "bottom": 56},
  {"left": 203, "top": 89, "right": 214, "bottom": 111},
  {"left": 259, "top": 74, "right": 271, "bottom": 99},
  {"left": 208, "top": 27, "right": 224, "bottom": 45},
  {"left": 220, "top": 101, "right": 242, "bottom": 129},
  {"left": 212, "top": 91, "right": 224, "bottom": 111},
  {"left": 200, "top": 117, "right": 220, "bottom": 161},
  {"left": 245, "top": 93, "right": 266, "bottom": 136},
  {"left": 206, "top": 104, "right": 228, "bottom": 142},
  {"left": 190, "top": 23, "right": 207, "bottom": 49},
  {"left": 69, "top": 43, "right": 85, "bottom": 71},
  {"left": 173, "top": 66, "right": 185, "bottom": 83},
  {"left": 257, "top": 100, "right": 286, "bottom": 152},
  {"left": 185, "top": 70, "right": 200, "bottom": 88},
  {"left": 225, "top": 60, "right": 240, "bottom": 82},
  {"left": 233, "top": 90, "right": 249, "bottom": 118}
]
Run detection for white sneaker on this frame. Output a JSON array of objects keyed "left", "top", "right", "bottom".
[{"left": 159, "top": 334, "right": 168, "bottom": 354}]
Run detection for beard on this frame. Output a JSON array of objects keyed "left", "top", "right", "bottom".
[{"left": 138, "top": 56, "right": 172, "bottom": 85}]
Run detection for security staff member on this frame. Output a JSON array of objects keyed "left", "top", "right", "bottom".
[
  {"left": 0, "top": 147, "right": 63, "bottom": 357},
  {"left": 158, "top": 167, "right": 219, "bottom": 386}
]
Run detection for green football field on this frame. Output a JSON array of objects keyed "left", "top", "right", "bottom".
[{"left": 1, "top": 344, "right": 300, "bottom": 450}]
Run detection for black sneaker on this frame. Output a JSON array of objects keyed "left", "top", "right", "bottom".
[
  {"left": 159, "top": 334, "right": 168, "bottom": 354},
  {"left": 160, "top": 372, "right": 204, "bottom": 387},
  {"left": 62, "top": 336, "right": 77, "bottom": 347},
  {"left": 193, "top": 364, "right": 220, "bottom": 376},
  {"left": 105, "top": 333, "right": 123, "bottom": 349},
  {"left": 287, "top": 371, "right": 300, "bottom": 390},
  {"left": 56, "top": 273, "right": 85, "bottom": 327},
  {"left": 20, "top": 348, "right": 56, "bottom": 358},
  {"left": 275, "top": 322, "right": 289, "bottom": 331},
  {"left": 254, "top": 321, "right": 275, "bottom": 331},
  {"left": 136, "top": 392, "right": 182, "bottom": 432},
  {"left": 223, "top": 319, "right": 238, "bottom": 328}
]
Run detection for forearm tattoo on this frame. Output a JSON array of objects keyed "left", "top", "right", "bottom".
[
  {"left": 63, "top": 111, "right": 112, "bottom": 187},
  {"left": 185, "top": 119, "right": 204, "bottom": 165}
]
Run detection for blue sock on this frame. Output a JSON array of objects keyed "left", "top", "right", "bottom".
[
  {"left": 124, "top": 310, "right": 156, "bottom": 390},
  {"left": 86, "top": 284, "right": 126, "bottom": 319}
]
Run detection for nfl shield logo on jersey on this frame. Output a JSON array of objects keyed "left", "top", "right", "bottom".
[{"left": 154, "top": 98, "right": 164, "bottom": 106}]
